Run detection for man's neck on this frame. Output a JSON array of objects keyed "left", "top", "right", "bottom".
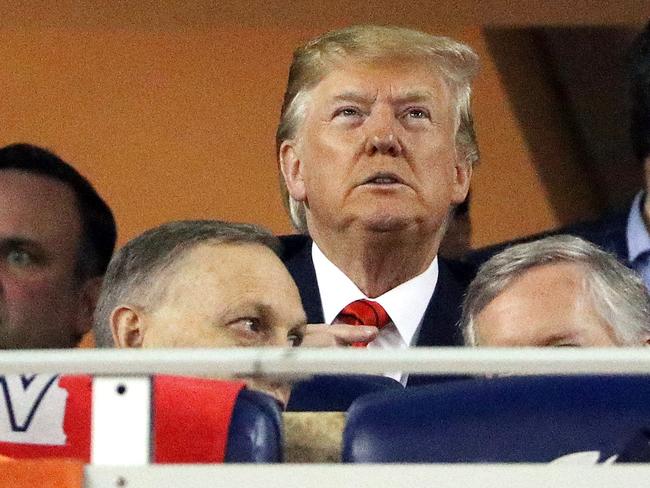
[{"left": 310, "top": 224, "right": 440, "bottom": 298}]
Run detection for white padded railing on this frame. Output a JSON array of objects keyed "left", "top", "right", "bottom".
[
  {"left": 1, "top": 348, "right": 649, "bottom": 487},
  {"left": 84, "top": 464, "right": 650, "bottom": 488},
  {"left": 1, "top": 347, "right": 649, "bottom": 376}
]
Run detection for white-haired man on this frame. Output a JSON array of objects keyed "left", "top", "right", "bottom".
[
  {"left": 462, "top": 235, "right": 650, "bottom": 347},
  {"left": 276, "top": 25, "right": 479, "bottom": 385}
]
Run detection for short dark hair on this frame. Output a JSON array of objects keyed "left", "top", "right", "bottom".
[
  {"left": 0, "top": 143, "right": 117, "bottom": 279},
  {"left": 93, "top": 219, "right": 281, "bottom": 347},
  {"left": 630, "top": 21, "right": 650, "bottom": 163}
]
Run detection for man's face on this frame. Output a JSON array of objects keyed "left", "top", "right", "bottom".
[
  {"left": 474, "top": 263, "right": 620, "bottom": 347},
  {"left": 280, "top": 59, "right": 471, "bottom": 237},
  {"left": 0, "top": 170, "right": 90, "bottom": 348},
  {"left": 119, "top": 242, "right": 307, "bottom": 405}
]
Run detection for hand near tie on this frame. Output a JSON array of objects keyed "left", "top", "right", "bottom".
[{"left": 301, "top": 323, "right": 379, "bottom": 347}]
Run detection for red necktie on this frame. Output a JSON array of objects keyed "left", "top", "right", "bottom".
[{"left": 335, "top": 299, "right": 391, "bottom": 347}]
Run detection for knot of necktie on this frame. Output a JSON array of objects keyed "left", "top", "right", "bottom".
[{"left": 334, "top": 299, "right": 391, "bottom": 347}]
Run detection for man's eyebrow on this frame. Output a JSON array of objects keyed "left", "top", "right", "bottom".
[
  {"left": 330, "top": 91, "right": 375, "bottom": 104},
  {"left": 0, "top": 236, "right": 41, "bottom": 249},
  {"left": 254, "top": 303, "right": 307, "bottom": 331},
  {"left": 221, "top": 301, "right": 303, "bottom": 324},
  {"left": 542, "top": 331, "right": 579, "bottom": 346},
  {"left": 393, "top": 90, "right": 437, "bottom": 103},
  {"left": 330, "top": 90, "right": 437, "bottom": 104}
]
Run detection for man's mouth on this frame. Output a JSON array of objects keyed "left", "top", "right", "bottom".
[{"left": 361, "top": 173, "right": 406, "bottom": 186}]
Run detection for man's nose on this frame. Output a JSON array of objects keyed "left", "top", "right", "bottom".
[{"left": 363, "top": 109, "right": 403, "bottom": 157}]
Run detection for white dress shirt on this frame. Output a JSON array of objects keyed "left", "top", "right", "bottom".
[
  {"left": 626, "top": 191, "right": 650, "bottom": 289},
  {"left": 311, "top": 242, "right": 439, "bottom": 384}
]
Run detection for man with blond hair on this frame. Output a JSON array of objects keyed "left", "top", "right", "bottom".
[{"left": 276, "top": 25, "right": 479, "bottom": 384}]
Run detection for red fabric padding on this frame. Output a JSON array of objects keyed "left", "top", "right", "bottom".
[
  {"left": 153, "top": 376, "right": 245, "bottom": 463},
  {"left": 0, "top": 375, "right": 92, "bottom": 461},
  {"left": 0, "top": 374, "right": 245, "bottom": 464}
]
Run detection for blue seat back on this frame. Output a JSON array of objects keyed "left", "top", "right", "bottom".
[
  {"left": 287, "top": 374, "right": 403, "bottom": 412},
  {"left": 343, "top": 375, "right": 650, "bottom": 463},
  {"left": 225, "top": 389, "right": 283, "bottom": 462}
]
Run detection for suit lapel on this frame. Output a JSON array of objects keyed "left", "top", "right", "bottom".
[
  {"left": 414, "top": 258, "right": 465, "bottom": 347},
  {"left": 280, "top": 235, "right": 325, "bottom": 323},
  {"left": 408, "top": 259, "right": 469, "bottom": 387}
]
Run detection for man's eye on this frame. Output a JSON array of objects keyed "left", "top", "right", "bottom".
[
  {"left": 335, "top": 107, "right": 362, "bottom": 118},
  {"left": 6, "top": 249, "right": 34, "bottom": 267},
  {"left": 405, "top": 108, "right": 430, "bottom": 119},
  {"left": 229, "top": 318, "right": 262, "bottom": 335},
  {"left": 288, "top": 332, "right": 303, "bottom": 347}
]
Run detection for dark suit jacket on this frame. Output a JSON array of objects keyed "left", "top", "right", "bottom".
[
  {"left": 466, "top": 209, "right": 630, "bottom": 268},
  {"left": 279, "top": 234, "right": 476, "bottom": 387}
]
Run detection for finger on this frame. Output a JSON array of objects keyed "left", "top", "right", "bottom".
[
  {"left": 302, "top": 324, "right": 379, "bottom": 347},
  {"left": 329, "top": 324, "right": 379, "bottom": 345}
]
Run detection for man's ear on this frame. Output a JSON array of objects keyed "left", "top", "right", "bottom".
[
  {"left": 110, "top": 306, "right": 145, "bottom": 348},
  {"left": 644, "top": 335, "right": 650, "bottom": 347},
  {"left": 75, "top": 276, "right": 102, "bottom": 339},
  {"left": 279, "top": 140, "right": 307, "bottom": 202},
  {"left": 450, "top": 159, "right": 472, "bottom": 206}
]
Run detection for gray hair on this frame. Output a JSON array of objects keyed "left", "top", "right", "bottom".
[
  {"left": 276, "top": 24, "right": 480, "bottom": 233},
  {"left": 462, "top": 234, "right": 650, "bottom": 346},
  {"left": 93, "top": 220, "right": 281, "bottom": 347}
]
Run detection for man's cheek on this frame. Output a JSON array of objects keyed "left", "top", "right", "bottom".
[{"left": 2, "top": 277, "right": 52, "bottom": 304}]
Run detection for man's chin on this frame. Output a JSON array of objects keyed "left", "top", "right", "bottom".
[
  {"left": 359, "top": 213, "right": 413, "bottom": 233},
  {"left": 243, "top": 377, "right": 291, "bottom": 409}
]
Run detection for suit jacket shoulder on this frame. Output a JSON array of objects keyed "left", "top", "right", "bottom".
[
  {"left": 466, "top": 209, "right": 630, "bottom": 268},
  {"left": 563, "top": 211, "right": 628, "bottom": 260}
]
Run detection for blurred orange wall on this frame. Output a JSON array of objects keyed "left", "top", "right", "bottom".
[{"left": 1, "top": 24, "right": 567, "bottom": 249}]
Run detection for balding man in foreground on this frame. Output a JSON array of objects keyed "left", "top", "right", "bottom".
[
  {"left": 462, "top": 235, "right": 650, "bottom": 347},
  {"left": 93, "top": 220, "right": 307, "bottom": 406},
  {"left": 276, "top": 25, "right": 479, "bottom": 384}
]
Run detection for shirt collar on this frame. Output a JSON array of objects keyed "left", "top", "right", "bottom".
[
  {"left": 311, "top": 242, "right": 439, "bottom": 346},
  {"left": 626, "top": 191, "right": 650, "bottom": 262}
]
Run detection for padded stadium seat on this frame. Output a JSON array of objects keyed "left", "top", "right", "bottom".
[
  {"left": 0, "top": 374, "right": 282, "bottom": 463},
  {"left": 343, "top": 375, "right": 650, "bottom": 463},
  {"left": 226, "top": 388, "right": 284, "bottom": 462},
  {"left": 287, "top": 374, "right": 403, "bottom": 412}
]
